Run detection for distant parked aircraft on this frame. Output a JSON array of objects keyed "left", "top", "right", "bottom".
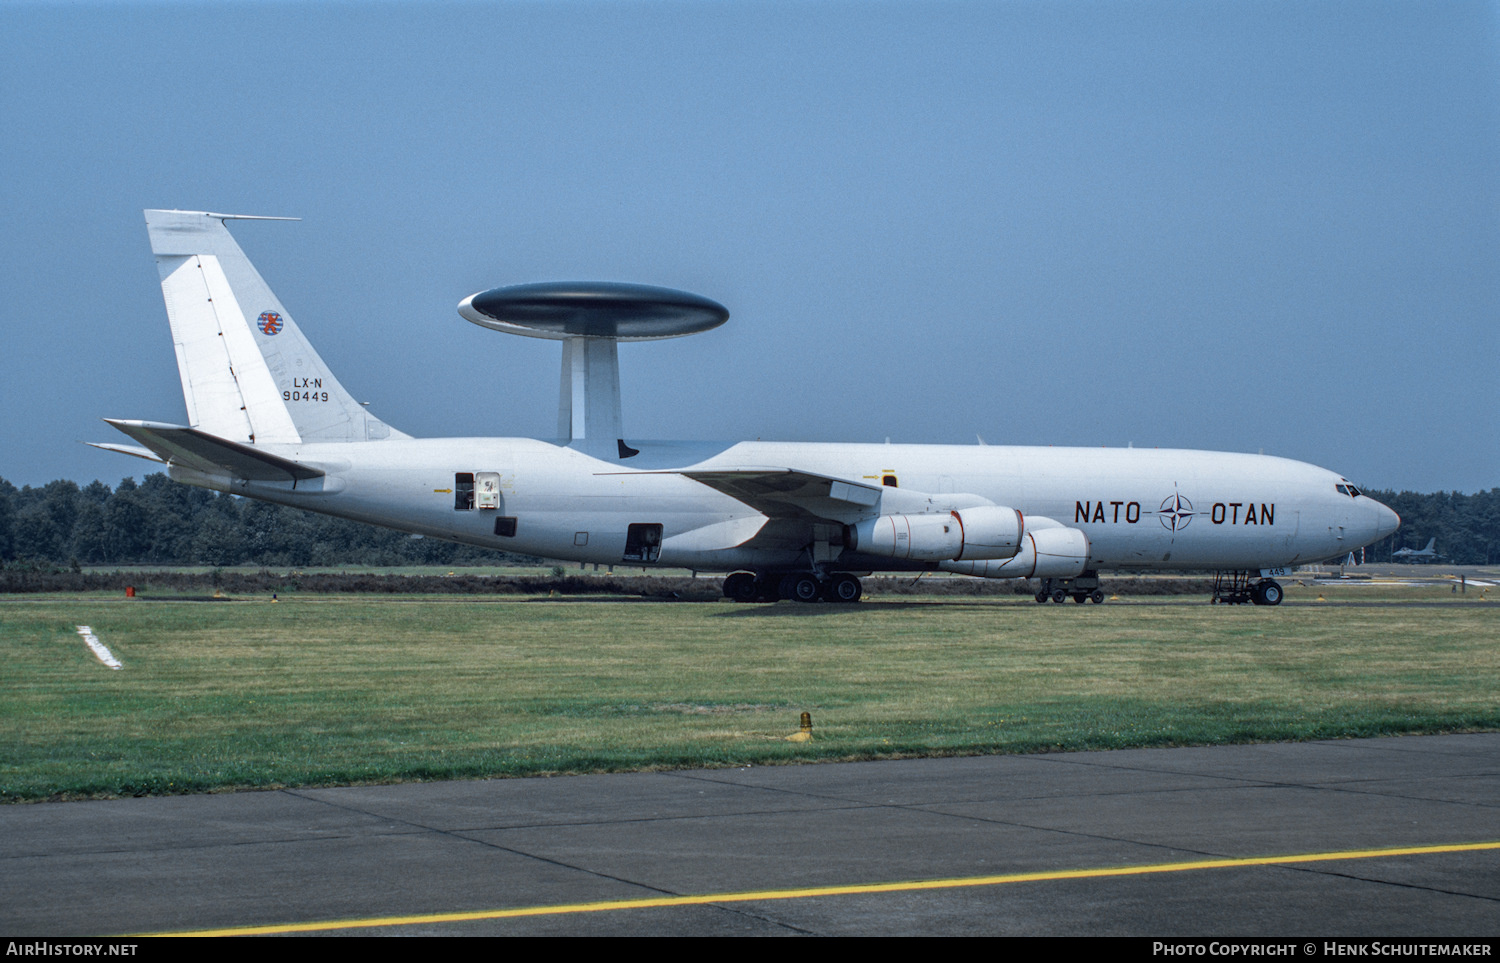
[{"left": 1392, "top": 538, "right": 1442, "bottom": 563}]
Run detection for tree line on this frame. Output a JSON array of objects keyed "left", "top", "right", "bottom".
[
  {"left": 1361, "top": 488, "right": 1500, "bottom": 565},
  {"left": 0, "top": 474, "right": 528, "bottom": 568},
  {"left": 0, "top": 474, "right": 1495, "bottom": 568}
]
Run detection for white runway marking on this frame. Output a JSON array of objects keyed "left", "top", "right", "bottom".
[{"left": 76, "top": 625, "right": 122, "bottom": 670}]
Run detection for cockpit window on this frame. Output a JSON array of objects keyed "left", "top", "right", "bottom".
[
  {"left": 1336, "top": 484, "right": 1348, "bottom": 496},
  {"left": 1346, "top": 484, "right": 1361, "bottom": 497},
  {"left": 1335, "top": 483, "right": 1361, "bottom": 498}
]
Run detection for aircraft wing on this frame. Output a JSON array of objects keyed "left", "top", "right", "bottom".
[
  {"left": 678, "top": 468, "right": 883, "bottom": 523},
  {"left": 100, "top": 419, "right": 324, "bottom": 483}
]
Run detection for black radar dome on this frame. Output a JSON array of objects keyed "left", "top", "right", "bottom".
[{"left": 459, "top": 281, "right": 728, "bottom": 341}]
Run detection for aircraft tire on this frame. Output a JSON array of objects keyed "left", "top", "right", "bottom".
[
  {"left": 1072, "top": 593, "right": 1087, "bottom": 603},
  {"left": 1090, "top": 590, "right": 1105, "bottom": 604},
  {"left": 788, "top": 574, "right": 823, "bottom": 603},
  {"left": 724, "top": 572, "right": 759, "bottom": 603},
  {"left": 1034, "top": 592, "right": 1048, "bottom": 603},
  {"left": 825, "top": 574, "right": 862, "bottom": 603},
  {"left": 1051, "top": 589, "right": 1068, "bottom": 603},
  {"left": 1259, "top": 580, "right": 1283, "bottom": 606}
]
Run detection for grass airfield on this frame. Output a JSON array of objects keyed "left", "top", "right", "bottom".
[{"left": 2, "top": 581, "right": 1496, "bottom": 802}]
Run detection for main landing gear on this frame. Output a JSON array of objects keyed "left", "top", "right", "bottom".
[
  {"left": 1211, "top": 571, "right": 1283, "bottom": 605},
  {"left": 1034, "top": 572, "right": 1106, "bottom": 604},
  {"left": 723, "top": 571, "right": 863, "bottom": 604}
]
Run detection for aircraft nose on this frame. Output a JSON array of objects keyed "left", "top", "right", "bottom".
[{"left": 1371, "top": 499, "right": 1400, "bottom": 540}]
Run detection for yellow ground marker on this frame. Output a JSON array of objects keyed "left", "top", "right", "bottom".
[
  {"left": 140, "top": 839, "right": 1500, "bottom": 937},
  {"left": 785, "top": 710, "right": 813, "bottom": 742}
]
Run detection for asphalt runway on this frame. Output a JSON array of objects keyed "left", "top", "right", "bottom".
[{"left": 3, "top": 734, "right": 1497, "bottom": 937}]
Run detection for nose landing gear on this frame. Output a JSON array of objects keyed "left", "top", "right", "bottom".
[
  {"left": 1210, "top": 571, "right": 1283, "bottom": 605},
  {"left": 1253, "top": 580, "right": 1283, "bottom": 605}
]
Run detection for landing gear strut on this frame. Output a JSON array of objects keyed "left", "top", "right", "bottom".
[
  {"left": 1034, "top": 571, "right": 1106, "bottom": 604},
  {"left": 1211, "top": 572, "right": 1283, "bottom": 605}
]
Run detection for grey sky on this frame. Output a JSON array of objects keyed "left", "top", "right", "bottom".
[{"left": 2, "top": 0, "right": 1496, "bottom": 492}]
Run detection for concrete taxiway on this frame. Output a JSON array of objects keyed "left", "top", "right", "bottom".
[{"left": 3, "top": 734, "right": 1498, "bottom": 936}]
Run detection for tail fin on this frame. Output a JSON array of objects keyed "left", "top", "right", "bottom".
[{"left": 144, "top": 210, "right": 406, "bottom": 444}]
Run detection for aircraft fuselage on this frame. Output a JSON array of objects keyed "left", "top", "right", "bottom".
[{"left": 174, "top": 437, "right": 1390, "bottom": 574}]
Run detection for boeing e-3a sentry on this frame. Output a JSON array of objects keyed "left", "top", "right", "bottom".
[{"left": 94, "top": 210, "right": 1401, "bottom": 606}]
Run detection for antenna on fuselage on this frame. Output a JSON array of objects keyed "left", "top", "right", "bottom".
[{"left": 458, "top": 282, "right": 728, "bottom": 460}]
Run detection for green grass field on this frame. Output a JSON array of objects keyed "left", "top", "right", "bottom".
[{"left": 2, "top": 586, "right": 1496, "bottom": 801}]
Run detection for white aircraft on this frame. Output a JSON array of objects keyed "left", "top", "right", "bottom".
[{"left": 94, "top": 210, "right": 1401, "bottom": 607}]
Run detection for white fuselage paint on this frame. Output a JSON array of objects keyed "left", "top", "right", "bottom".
[{"left": 173, "top": 437, "right": 1395, "bottom": 574}]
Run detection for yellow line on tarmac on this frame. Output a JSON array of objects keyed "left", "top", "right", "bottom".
[{"left": 143, "top": 840, "right": 1500, "bottom": 937}]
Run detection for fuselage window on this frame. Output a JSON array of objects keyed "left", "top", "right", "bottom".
[
  {"left": 882, "top": 475, "right": 898, "bottom": 487},
  {"left": 455, "top": 473, "right": 474, "bottom": 510}
]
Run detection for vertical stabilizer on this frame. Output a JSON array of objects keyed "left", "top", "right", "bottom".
[{"left": 144, "top": 210, "right": 406, "bottom": 444}]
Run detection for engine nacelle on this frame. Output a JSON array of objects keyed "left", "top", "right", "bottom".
[
  {"left": 849, "top": 506, "right": 1024, "bottom": 561},
  {"left": 940, "top": 524, "right": 1090, "bottom": 579}
]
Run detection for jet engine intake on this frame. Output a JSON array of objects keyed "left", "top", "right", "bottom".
[{"left": 848, "top": 506, "right": 1024, "bottom": 561}]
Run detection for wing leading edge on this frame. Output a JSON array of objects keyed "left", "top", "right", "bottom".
[{"left": 678, "top": 467, "right": 883, "bottom": 523}]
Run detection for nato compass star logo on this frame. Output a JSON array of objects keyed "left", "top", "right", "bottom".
[
  {"left": 1156, "top": 493, "right": 1198, "bottom": 532},
  {"left": 257, "top": 311, "right": 283, "bottom": 336}
]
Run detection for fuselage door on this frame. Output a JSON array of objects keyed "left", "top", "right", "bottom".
[
  {"left": 475, "top": 471, "right": 502, "bottom": 510},
  {"left": 624, "top": 523, "right": 663, "bottom": 563}
]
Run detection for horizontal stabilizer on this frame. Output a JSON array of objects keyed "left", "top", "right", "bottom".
[
  {"left": 103, "top": 419, "right": 323, "bottom": 483},
  {"left": 86, "top": 442, "right": 164, "bottom": 464}
]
